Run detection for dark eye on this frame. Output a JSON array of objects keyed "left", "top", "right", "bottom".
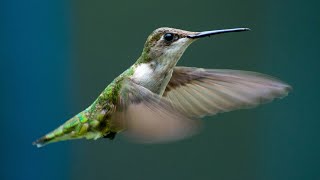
[{"left": 164, "top": 33, "right": 174, "bottom": 41}]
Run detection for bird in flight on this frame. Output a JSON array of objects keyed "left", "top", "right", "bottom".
[{"left": 33, "top": 27, "right": 291, "bottom": 147}]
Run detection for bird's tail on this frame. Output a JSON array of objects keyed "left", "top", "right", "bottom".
[{"left": 33, "top": 111, "right": 100, "bottom": 148}]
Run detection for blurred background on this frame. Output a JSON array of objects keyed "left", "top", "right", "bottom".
[{"left": 1, "top": 0, "right": 319, "bottom": 179}]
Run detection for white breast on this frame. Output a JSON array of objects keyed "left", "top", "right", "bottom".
[
  {"left": 132, "top": 63, "right": 154, "bottom": 82},
  {"left": 131, "top": 63, "right": 173, "bottom": 95}
]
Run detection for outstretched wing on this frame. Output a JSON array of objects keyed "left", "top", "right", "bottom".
[
  {"left": 111, "top": 79, "right": 200, "bottom": 143},
  {"left": 163, "top": 67, "right": 291, "bottom": 117}
]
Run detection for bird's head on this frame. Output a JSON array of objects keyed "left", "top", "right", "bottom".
[{"left": 136, "top": 27, "right": 250, "bottom": 65}]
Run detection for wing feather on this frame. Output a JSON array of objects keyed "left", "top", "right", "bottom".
[
  {"left": 111, "top": 79, "right": 200, "bottom": 143},
  {"left": 164, "top": 67, "right": 291, "bottom": 117}
]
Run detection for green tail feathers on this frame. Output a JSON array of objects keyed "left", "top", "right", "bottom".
[{"left": 33, "top": 111, "right": 101, "bottom": 148}]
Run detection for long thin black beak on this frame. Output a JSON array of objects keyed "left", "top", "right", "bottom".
[{"left": 187, "top": 28, "right": 250, "bottom": 39}]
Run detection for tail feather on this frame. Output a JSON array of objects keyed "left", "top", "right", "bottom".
[
  {"left": 33, "top": 111, "right": 100, "bottom": 148},
  {"left": 33, "top": 135, "right": 54, "bottom": 148},
  {"left": 33, "top": 125, "right": 74, "bottom": 148}
]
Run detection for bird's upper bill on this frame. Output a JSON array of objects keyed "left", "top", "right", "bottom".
[{"left": 187, "top": 28, "right": 250, "bottom": 39}]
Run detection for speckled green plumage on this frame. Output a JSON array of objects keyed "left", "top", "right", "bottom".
[{"left": 34, "top": 67, "right": 135, "bottom": 147}]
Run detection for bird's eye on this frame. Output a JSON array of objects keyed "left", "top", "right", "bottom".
[{"left": 164, "top": 33, "right": 174, "bottom": 41}]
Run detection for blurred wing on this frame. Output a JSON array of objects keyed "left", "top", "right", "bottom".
[
  {"left": 163, "top": 67, "right": 292, "bottom": 117},
  {"left": 111, "top": 79, "right": 200, "bottom": 143}
]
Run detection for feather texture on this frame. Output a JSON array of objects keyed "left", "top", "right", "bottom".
[
  {"left": 111, "top": 80, "right": 200, "bottom": 143},
  {"left": 164, "top": 67, "right": 292, "bottom": 117}
]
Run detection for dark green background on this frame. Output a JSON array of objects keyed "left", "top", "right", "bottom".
[{"left": 1, "top": 0, "right": 319, "bottom": 179}]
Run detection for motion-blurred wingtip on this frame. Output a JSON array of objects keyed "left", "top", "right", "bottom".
[{"left": 282, "top": 82, "right": 293, "bottom": 97}]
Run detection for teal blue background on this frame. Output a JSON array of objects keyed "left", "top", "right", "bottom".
[{"left": 1, "top": 0, "right": 319, "bottom": 179}]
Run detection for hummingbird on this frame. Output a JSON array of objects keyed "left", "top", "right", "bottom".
[{"left": 33, "top": 27, "right": 291, "bottom": 147}]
